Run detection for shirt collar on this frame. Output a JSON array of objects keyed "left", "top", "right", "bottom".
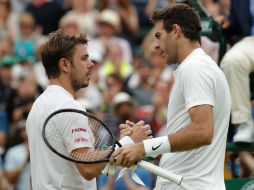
[{"left": 47, "top": 85, "right": 74, "bottom": 99}]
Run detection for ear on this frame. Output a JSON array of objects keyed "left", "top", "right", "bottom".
[
  {"left": 172, "top": 24, "right": 182, "bottom": 39},
  {"left": 59, "top": 58, "right": 70, "bottom": 73}
]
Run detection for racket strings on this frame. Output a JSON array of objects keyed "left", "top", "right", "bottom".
[{"left": 44, "top": 111, "right": 115, "bottom": 162}]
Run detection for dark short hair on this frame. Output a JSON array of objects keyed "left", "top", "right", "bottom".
[
  {"left": 40, "top": 30, "right": 88, "bottom": 79},
  {"left": 152, "top": 3, "right": 202, "bottom": 43}
]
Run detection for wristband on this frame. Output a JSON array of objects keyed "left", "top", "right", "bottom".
[
  {"left": 143, "top": 136, "right": 170, "bottom": 158},
  {"left": 115, "top": 136, "right": 134, "bottom": 150}
]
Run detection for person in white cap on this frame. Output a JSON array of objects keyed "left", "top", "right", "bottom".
[{"left": 87, "top": 9, "right": 133, "bottom": 64}]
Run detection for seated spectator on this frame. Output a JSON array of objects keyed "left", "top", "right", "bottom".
[
  {"left": 0, "top": 0, "right": 13, "bottom": 41},
  {"left": 13, "top": 12, "right": 41, "bottom": 64},
  {"left": 0, "top": 55, "right": 17, "bottom": 154},
  {"left": 25, "top": 0, "right": 67, "bottom": 35},
  {"left": 98, "top": 92, "right": 154, "bottom": 190},
  {"left": 99, "top": 42, "right": 133, "bottom": 82},
  {"left": 62, "top": 0, "right": 98, "bottom": 38},
  {"left": 6, "top": 73, "right": 42, "bottom": 124},
  {"left": 116, "top": 0, "right": 139, "bottom": 48},
  {"left": 129, "top": 58, "right": 154, "bottom": 106},
  {"left": 88, "top": 9, "right": 133, "bottom": 64},
  {"left": 59, "top": 13, "right": 80, "bottom": 36},
  {"left": 97, "top": 73, "right": 125, "bottom": 137},
  {"left": 112, "top": 91, "right": 150, "bottom": 126},
  {"left": 75, "top": 52, "right": 103, "bottom": 112},
  {"left": 4, "top": 120, "right": 30, "bottom": 190}
]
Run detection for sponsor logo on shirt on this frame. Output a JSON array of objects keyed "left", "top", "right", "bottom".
[
  {"left": 74, "top": 137, "right": 89, "bottom": 143},
  {"left": 72, "top": 128, "right": 87, "bottom": 133}
]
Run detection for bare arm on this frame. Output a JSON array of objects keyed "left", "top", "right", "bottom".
[
  {"left": 73, "top": 148, "right": 107, "bottom": 180},
  {"left": 110, "top": 104, "right": 214, "bottom": 167},
  {"left": 169, "top": 104, "right": 214, "bottom": 152}
]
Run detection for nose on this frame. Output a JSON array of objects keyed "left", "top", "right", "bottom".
[
  {"left": 154, "top": 40, "right": 160, "bottom": 51},
  {"left": 88, "top": 59, "right": 94, "bottom": 68}
]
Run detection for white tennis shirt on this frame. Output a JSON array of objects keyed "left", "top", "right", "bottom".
[
  {"left": 26, "top": 85, "right": 96, "bottom": 190},
  {"left": 156, "top": 48, "right": 231, "bottom": 190}
]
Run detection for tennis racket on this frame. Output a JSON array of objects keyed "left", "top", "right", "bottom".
[{"left": 42, "top": 108, "right": 183, "bottom": 185}]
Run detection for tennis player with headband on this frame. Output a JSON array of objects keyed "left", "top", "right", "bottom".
[
  {"left": 110, "top": 3, "right": 231, "bottom": 190},
  {"left": 26, "top": 30, "right": 152, "bottom": 190}
]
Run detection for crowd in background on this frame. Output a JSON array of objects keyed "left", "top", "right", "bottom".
[{"left": 0, "top": 0, "right": 253, "bottom": 189}]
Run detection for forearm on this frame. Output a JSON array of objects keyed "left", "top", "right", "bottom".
[
  {"left": 76, "top": 162, "right": 107, "bottom": 180},
  {"left": 143, "top": 123, "right": 213, "bottom": 158},
  {"left": 5, "top": 171, "right": 20, "bottom": 183},
  {"left": 169, "top": 122, "right": 213, "bottom": 152}
]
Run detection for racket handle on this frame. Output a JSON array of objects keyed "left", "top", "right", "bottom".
[{"left": 138, "top": 160, "right": 183, "bottom": 185}]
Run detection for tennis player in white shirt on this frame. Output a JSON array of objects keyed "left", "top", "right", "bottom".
[
  {"left": 110, "top": 3, "right": 231, "bottom": 190},
  {"left": 26, "top": 30, "right": 151, "bottom": 190}
]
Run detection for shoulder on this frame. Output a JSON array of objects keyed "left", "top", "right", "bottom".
[{"left": 60, "top": 99, "right": 85, "bottom": 111}]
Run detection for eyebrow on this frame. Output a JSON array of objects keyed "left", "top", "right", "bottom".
[{"left": 82, "top": 54, "right": 89, "bottom": 59}]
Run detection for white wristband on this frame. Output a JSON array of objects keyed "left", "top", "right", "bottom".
[
  {"left": 115, "top": 136, "right": 134, "bottom": 150},
  {"left": 143, "top": 136, "right": 171, "bottom": 158}
]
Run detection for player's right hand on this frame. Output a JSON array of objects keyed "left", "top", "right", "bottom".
[{"left": 119, "top": 120, "right": 152, "bottom": 143}]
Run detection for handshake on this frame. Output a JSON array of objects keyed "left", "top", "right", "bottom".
[{"left": 111, "top": 120, "right": 152, "bottom": 168}]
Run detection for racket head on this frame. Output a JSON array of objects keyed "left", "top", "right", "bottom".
[{"left": 42, "top": 108, "right": 120, "bottom": 164}]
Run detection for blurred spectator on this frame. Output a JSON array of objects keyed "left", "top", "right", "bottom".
[
  {"left": 4, "top": 120, "right": 30, "bottom": 190},
  {"left": 59, "top": 13, "right": 80, "bottom": 36},
  {"left": 6, "top": 74, "right": 42, "bottom": 125},
  {"left": 148, "top": 79, "right": 171, "bottom": 136},
  {"left": 131, "top": 0, "right": 153, "bottom": 32},
  {"left": 112, "top": 91, "right": 149, "bottom": 125},
  {"left": 0, "top": 38, "right": 13, "bottom": 58},
  {"left": 25, "top": 0, "right": 67, "bottom": 35},
  {"left": 0, "top": 0, "right": 13, "bottom": 41},
  {"left": 99, "top": 42, "right": 132, "bottom": 83},
  {"left": 62, "top": 0, "right": 98, "bottom": 38},
  {"left": 97, "top": 0, "right": 118, "bottom": 11},
  {"left": 130, "top": 58, "right": 153, "bottom": 107},
  {"left": 221, "top": 0, "right": 252, "bottom": 45},
  {"left": 98, "top": 92, "right": 154, "bottom": 190},
  {"left": 98, "top": 73, "right": 125, "bottom": 137},
  {"left": 13, "top": 12, "right": 41, "bottom": 64},
  {"left": 88, "top": 9, "right": 133, "bottom": 64},
  {"left": 149, "top": 49, "right": 175, "bottom": 83},
  {"left": 145, "top": 0, "right": 171, "bottom": 17},
  {"left": 0, "top": 55, "right": 16, "bottom": 99},
  {"left": 220, "top": 0, "right": 254, "bottom": 143},
  {"left": 0, "top": 55, "right": 17, "bottom": 160},
  {"left": 75, "top": 52, "right": 103, "bottom": 112},
  {"left": 94, "top": 0, "right": 139, "bottom": 50},
  {"left": 33, "top": 36, "right": 49, "bottom": 89},
  {"left": 10, "top": 0, "right": 32, "bottom": 14},
  {"left": 125, "top": 55, "right": 147, "bottom": 90},
  {"left": 98, "top": 166, "right": 154, "bottom": 190},
  {"left": 116, "top": 0, "right": 139, "bottom": 48}
]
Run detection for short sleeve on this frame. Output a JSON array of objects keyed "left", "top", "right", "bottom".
[{"left": 179, "top": 63, "right": 215, "bottom": 110}]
